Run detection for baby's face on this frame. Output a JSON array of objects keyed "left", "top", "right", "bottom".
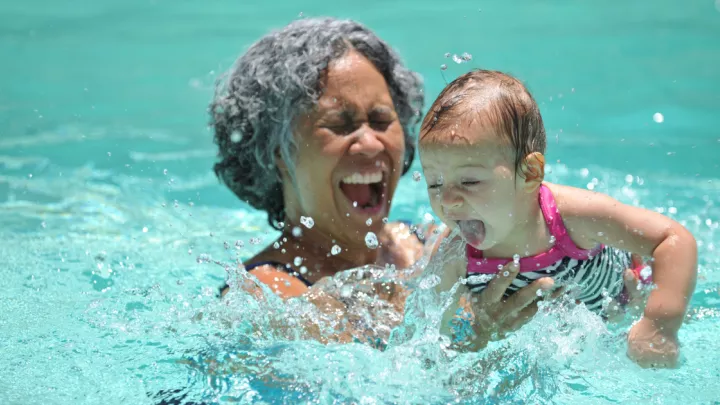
[{"left": 419, "top": 130, "right": 523, "bottom": 250}]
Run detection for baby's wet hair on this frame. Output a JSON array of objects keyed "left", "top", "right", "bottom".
[{"left": 420, "top": 69, "right": 546, "bottom": 175}]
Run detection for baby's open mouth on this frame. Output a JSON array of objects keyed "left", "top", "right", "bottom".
[
  {"left": 457, "top": 219, "right": 486, "bottom": 247},
  {"left": 339, "top": 171, "right": 386, "bottom": 213}
]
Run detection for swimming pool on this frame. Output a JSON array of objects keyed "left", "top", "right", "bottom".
[{"left": 1, "top": 0, "right": 719, "bottom": 403}]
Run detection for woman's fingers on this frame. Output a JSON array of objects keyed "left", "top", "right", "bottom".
[
  {"left": 549, "top": 286, "right": 567, "bottom": 300},
  {"left": 501, "top": 277, "right": 554, "bottom": 316},
  {"left": 478, "top": 262, "right": 520, "bottom": 306},
  {"left": 505, "top": 300, "right": 541, "bottom": 332},
  {"left": 623, "top": 268, "right": 647, "bottom": 303}
]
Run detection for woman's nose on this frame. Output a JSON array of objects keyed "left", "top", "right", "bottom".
[{"left": 349, "top": 127, "right": 384, "bottom": 157}]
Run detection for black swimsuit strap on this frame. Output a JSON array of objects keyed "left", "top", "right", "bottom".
[{"left": 217, "top": 260, "right": 313, "bottom": 296}]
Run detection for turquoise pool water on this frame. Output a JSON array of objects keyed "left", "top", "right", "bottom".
[{"left": 1, "top": 0, "right": 719, "bottom": 403}]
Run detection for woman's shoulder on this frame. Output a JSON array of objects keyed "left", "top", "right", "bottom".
[{"left": 221, "top": 252, "right": 310, "bottom": 298}]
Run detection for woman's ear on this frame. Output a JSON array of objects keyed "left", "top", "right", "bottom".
[{"left": 519, "top": 152, "right": 545, "bottom": 192}]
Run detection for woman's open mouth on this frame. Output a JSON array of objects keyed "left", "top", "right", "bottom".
[{"left": 339, "top": 171, "right": 387, "bottom": 215}]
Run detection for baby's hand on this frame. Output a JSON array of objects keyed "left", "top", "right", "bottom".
[{"left": 627, "top": 317, "right": 679, "bottom": 368}]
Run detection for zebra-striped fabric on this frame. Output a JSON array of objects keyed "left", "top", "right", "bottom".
[{"left": 466, "top": 245, "right": 632, "bottom": 313}]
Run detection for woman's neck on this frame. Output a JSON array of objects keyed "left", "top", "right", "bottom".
[{"left": 255, "top": 221, "right": 381, "bottom": 284}]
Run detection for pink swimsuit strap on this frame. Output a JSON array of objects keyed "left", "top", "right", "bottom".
[{"left": 467, "top": 184, "right": 603, "bottom": 274}]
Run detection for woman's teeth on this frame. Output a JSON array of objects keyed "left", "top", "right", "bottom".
[{"left": 341, "top": 172, "right": 383, "bottom": 184}]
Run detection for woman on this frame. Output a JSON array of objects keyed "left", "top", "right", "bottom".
[{"left": 209, "top": 17, "right": 645, "bottom": 345}]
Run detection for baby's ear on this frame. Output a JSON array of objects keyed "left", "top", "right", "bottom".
[{"left": 520, "top": 152, "right": 545, "bottom": 191}]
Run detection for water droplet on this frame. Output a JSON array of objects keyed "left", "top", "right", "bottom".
[
  {"left": 366, "top": 218, "right": 373, "bottom": 226},
  {"left": 340, "top": 284, "right": 353, "bottom": 298},
  {"left": 640, "top": 266, "right": 652, "bottom": 280},
  {"left": 382, "top": 217, "right": 388, "bottom": 224},
  {"left": 452, "top": 54, "right": 463, "bottom": 64},
  {"left": 653, "top": 112, "right": 664, "bottom": 123},
  {"left": 536, "top": 289, "right": 544, "bottom": 297},
  {"left": 235, "top": 240, "right": 244, "bottom": 248},
  {"left": 300, "top": 216, "right": 314, "bottom": 228},
  {"left": 580, "top": 168, "right": 589, "bottom": 178},
  {"left": 668, "top": 207, "right": 677, "bottom": 214},
  {"left": 461, "top": 52, "right": 472, "bottom": 61},
  {"left": 107, "top": 152, "right": 111, "bottom": 157},
  {"left": 625, "top": 174, "right": 633, "bottom": 183},
  {"left": 273, "top": 242, "right": 280, "bottom": 249},
  {"left": 292, "top": 226, "right": 303, "bottom": 237},
  {"left": 502, "top": 271, "right": 510, "bottom": 277},
  {"left": 419, "top": 274, "right": 441, "bottom": 289},
  {"left": 284, "top": 280, "right": 291, "bottom": 287},
  {"left": 331, "top": 245, "right": 342, "bottom": 255},
  {"left": 440, "top": 64, "right": 447, "bottom": 71},
  {"left": 294, "top": 257, "right": 303, "bottom": 266},
  {"left": 299, "top": 266, "right": 308, "bottom": 274},
  {"left": 353, "top": 201, "right": 358, "bottom": 207},
  {"left": 196, "top": 254, "right": 211, "bottom": 264},
  {"left": 230, "top": 131, "right": 242, "bottom": 142},
  {"left": 365, "top": 232, "right": 379, "bottom": 249},
  {"left": 412, "top": 171, "right": 422, "bottom": 181},
  {"left": 549, "top": 235, "right": 556, "bottom": 244},
  {"left": 513, "top": 254, "right": 520, "bottom": 264},
  {"left": 41, "top": 221, "right": 46, "bottom": 228},
  {"left": 277, "top": 221, "right": 285, "bottom": 228},
  {"left": 142, "top": 227, "right": 148, "bottom": 233},
  {"left": 587, "top": 182, "right": 595, "bottom": 190},
  {"left": 444, "top": 52, "right": 451, "bottom": 58},
  {"left": 249, "top": 237, "right": 260, "bottom": 245},
  {"left": 497, "top": 264, "right": 503, "bottom": 270}
]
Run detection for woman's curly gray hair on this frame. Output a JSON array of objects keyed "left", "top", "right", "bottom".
[{"left": 210, "top": 17, "right": 424, "bottom": 230}]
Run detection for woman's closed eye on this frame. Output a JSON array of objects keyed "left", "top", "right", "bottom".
[
  {"left": 324, "top": 122, "right": 359, "bottom": 135},
  {"left": 368, "top": 108, "right": 397, "bottom": 131}
]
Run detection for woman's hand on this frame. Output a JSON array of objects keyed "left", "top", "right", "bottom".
[
  {"left": 606, "top": 268, "right": 652, "bottom": 322},
  {"left": 459, "top": 261, "right": 558, "bottom": 350}
]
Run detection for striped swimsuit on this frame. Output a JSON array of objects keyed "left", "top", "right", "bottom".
[{"left": 465, "top": 185, "right": 648, "bottom": 313}]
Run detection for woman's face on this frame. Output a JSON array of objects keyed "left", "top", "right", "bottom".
[{"left": 283, "top": 50, "right": 406, "bottom": 248}]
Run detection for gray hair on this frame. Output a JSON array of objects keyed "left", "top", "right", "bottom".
[{"left": 209, "top": 17, "right": 424, "bottom": 230}]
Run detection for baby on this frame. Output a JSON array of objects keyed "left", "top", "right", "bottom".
[{"left": 419, "top": 69, "right": 697, "bottom": 367}]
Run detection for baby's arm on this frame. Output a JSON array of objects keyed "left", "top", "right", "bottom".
[{"left": 556, "top": 184, "right": 697, "bottom": 367}]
